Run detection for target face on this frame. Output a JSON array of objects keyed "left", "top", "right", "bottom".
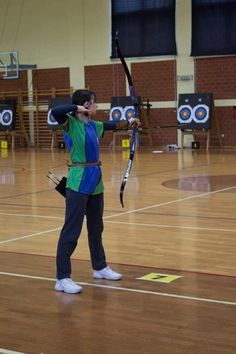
[
  {"left": 192, "top": 104, "right": 209, "bottom": 123},
  {"left": 177, "top": 105, "right": 193, "bottom": 123},
  {"left": 47, "top": 109, "right": 58, "bottom": 125},
  {"left": 124, "top": 106, "right": 135, "bottom": 120},
  {"left": 0, "top": 110, "right": 13, "bottom": 126},
  {"left": 110, "top": 107, "right": 124, "bottom": 121}
]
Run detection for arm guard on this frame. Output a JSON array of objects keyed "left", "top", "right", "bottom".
[
  {"left": 103, "top": 120, "right": 129, "bottom": 131},
  {"left": 51, "top": 104, "right": 78, "bottom": 124}
]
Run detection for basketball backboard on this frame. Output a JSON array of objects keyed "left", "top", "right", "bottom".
[{"left": 0, "top": 51, "right": 19, "bottom": 79}]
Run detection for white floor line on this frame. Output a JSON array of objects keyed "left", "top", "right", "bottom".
[
  {"left": 103, "top": 185, "right": 236, "bottom": 220},
  {"left": 0, "top": 271, "right": 235, "bottom": 307},
  {"left": 0, "top": 211, "right": 63, "bottom": 220},
  {"left": 0, "top": 349, "right": 27, "bottom": 354},
  {"left": 105, "top": 220, "right": 236, "bottom": 233},
  {"left": 0, "top": 227, "right": 61, "bottom": 244},
  {"left": 1, "top": 210, "right": 236, "bottom": 234},
  {"left": 1, "top": 185, "right": 236, "bottom": 223},
  {"left": 1, "top": 185, "right": 236, "bottom": 245}
]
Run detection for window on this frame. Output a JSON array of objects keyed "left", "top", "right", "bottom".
[
  {"left": 192, "top": 0, "right": 236, "bottom": 56},
  {"left": 111, "top": 0, "right": 176, "bottom": 58}
]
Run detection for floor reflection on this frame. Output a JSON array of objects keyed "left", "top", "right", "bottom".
[{"left": 163, "top": 175, "right": 236, "bottom": 192}]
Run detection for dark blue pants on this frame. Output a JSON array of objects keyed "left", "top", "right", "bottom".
[{"left": 56, "top": 189, "right": 107, "bottom": 279}]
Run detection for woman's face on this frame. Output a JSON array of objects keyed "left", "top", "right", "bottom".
[{"left": 86, "top": 96, "right": 97, "bottom": 116}]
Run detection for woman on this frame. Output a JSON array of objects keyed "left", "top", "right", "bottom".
[{"left": 51, "top": 89, "right": 140, "bottom": 294}]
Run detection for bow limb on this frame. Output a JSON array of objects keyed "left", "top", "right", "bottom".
[{"left": 115, "top": 32, "right": 138, "bottom": 207}]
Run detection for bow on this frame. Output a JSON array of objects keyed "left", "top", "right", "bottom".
[{"left": 115, "top": 32, "right": 139, "bottom": 208}]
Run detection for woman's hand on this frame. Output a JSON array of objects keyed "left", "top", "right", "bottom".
[
  {"left": 128, "top": 117, "right": 141, "bottom": 128},
  {"left": 76, "top": 105, "right": 89, "bottom": 115},
  {"left": 75, "top": 105, "right": 90, "bottom": 117}
]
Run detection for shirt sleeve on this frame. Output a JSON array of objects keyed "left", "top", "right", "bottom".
[
  {"left": 51, "top": 104, "right": 77, "bottom": 125},
  {"left": 94, "top": 121, "right": 104, "bottom": 138},
  {"left": 103, "top": 121, "right": 129, "bottom": 130},
  {"left": 61, "top": 115, "right": 76, "bottom": 135}
]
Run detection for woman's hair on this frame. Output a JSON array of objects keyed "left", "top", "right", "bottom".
[{"left": 72, "top": 89, "right": 96, "bottom": 106}]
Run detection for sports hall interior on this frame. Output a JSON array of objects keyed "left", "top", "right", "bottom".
[{"left": 0, "top": 1, "right": 235, "bottom": 354}]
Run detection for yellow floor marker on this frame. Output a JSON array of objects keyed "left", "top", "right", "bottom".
[
  {"left": 122, "top": 149, "right": 130, "bottom": 159},
  {"left": 137, "top": 272, "right": 182, "bottom": 283},
  {"left": 1, "top": 140, "right": 8, "bottom": 149},
  {"left": 121, "top": 139, "right": 130, "bottom": 148},
  {"left": 1, "top": 149, "right": 8, "bottom": 158}
]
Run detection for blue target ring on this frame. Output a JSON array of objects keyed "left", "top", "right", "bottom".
[
  {"left": 124, "top": 106, "right": 135, "bottom": 120},
  {"left": 110, "top": 107, "right": 124, "bottom": 122},
  {"left": 177, "top": 105, "right": 193, "bottom": 123},
  {"left": 0, "top": 110, "right": 13, "bottom": 126},
  {"left": 193, "top": 104, "right": 209, "bottom": 123},
  {"left": 47, "top": 109, "right": 58, "bottom": 125}
]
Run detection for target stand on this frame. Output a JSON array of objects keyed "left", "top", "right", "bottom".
[
  {"left": 109, "top": 96, "right": 152, "bottom": 150},
  {"left": 0, "top": 101, "right": 18, "bottom": 148},
  {"left": 181, "top": 129, "right": 210, "bottom": 151},
  {"left": 178, "top": 93, "right": 222, "bottom": 151}
]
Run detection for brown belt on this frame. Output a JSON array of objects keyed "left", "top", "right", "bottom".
[{"left": 68, "top": 161, "right": 102, "bottom": 167}]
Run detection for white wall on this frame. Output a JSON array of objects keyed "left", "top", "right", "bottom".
[
  {"left": 0, "top": 0, "right": 113, "bottom": 88},
  {"left": 0, "top": 0, "right": 195, "bottom": 91},
  {"left": 0, "top": 0, "right": 198, "bottom": 146}
]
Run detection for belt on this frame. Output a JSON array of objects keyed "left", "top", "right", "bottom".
[{"left": 68, "top": 161, "right": 102, "bottom": 167}]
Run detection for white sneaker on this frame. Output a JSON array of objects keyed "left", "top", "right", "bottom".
[
  {"left": 55, "top": 278, "right": 82, "bottom": 294},
  {"left": 93, "top": 266, "right": 122, "bottom": 280}
]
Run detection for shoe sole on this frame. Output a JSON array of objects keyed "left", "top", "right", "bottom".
[
  {"left": 93, "top": 275, "right": 122, "bottom": 280},
  {"left": 55, "top": 286, "right": 82, "bottom": 294}
]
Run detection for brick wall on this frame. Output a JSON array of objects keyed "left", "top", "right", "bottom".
[
  {"left": 0, "top": 70, "right": 28, "bottom": 91},
  {"left": 0, "top": 68, "right": 70, "bottom": 92},
  {"left": 85, "top": 64, "right": 126, "bottom": 102},
  {"left": 32, "top": 68, "right": 70, "bottom": 90},
  {"left": 149, "top": 108, "right": 177, "bottom": 146},
  {"left": 85, "top": 60, "right": 177, "bottom": 147},
  {"left": 96, "top": 110, "right": 113, "bottom": 147},
  {"left": 195, "top": 56, "right": 236, "bottom": 146},
  {"left": 132, "top": 60, "right": 176, "bottom": 102},
  {"left": 2, "top": 57, "right": 236, "bottom": 148},
  {"left": 195, "top": 57, "right": 236, "bottom": 99},
  {"left": 216, "top": 107, "right": 236, "bottom": 147}
]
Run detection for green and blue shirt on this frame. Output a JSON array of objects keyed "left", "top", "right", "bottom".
[
  {"left": 51, "top": 103, "right": 123, "bottom": 195},
  {"left": 63, "top": 115, "right": 104, "bottom": 194}
]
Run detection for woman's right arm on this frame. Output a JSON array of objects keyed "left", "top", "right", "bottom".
[{"left": 51, "top": 104, "right": 78, "bottom": 125}]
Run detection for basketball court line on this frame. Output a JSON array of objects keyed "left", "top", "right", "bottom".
[
  {"left": 1, "top": 249, "right": 235, "bottom": 278},
  {"left": 136, "top": 210, "right": 236, "bottom": 221},
  {"left": 0, "top": 271, "right": 235, "bottom": 306},
  {"left": 1, "top": 185, "right": 236, "bottom": 244},
  {"left": 105, "top": 220, "right": 236, "bottom": 233},
  {"left": 0, "top": 215, "right": 236, "bottom": 245},
  {"left": 0, "top": 227, "right": 61, "bottom": 244},
  {"left": 0, "top": 189, "right": 50, "bottom": 200},
  {"left": 102, "top": 185, "right": 236, "bottom": 219},
  {"left": 0, "top": 349, "right": 27, "bottom": 354},
  {"left": 1, "top": 204, "right": 236, "bottom": 221},
  {"left": 0, "top": 211, "right": 63, "bottom": 220}
]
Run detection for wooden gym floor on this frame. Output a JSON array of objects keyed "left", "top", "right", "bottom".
[{"left": 0, "top": 147, "right": 236, "bottom": 354}]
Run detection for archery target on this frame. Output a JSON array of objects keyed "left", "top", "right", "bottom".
[
  {"left": 47, "top": 109, "right": 58, "bottom": 126},
  {"left": 177, "top": 105, "right": 193, "bottom": 123},
  {"left": 124, "top": 106, "right": 135, "bottom": 120},
  {"left": 178, "top": 93, "right": 212, "bottom": 130},
  {"left": 48, "top": 96, "right": 71, "bottom": 130},
  {"left": 0, "top": 110, "right": 13, "bottom": 126},
  {"left": 192, "top": 104, "right": 209, "bottom": 123},
  {"left": 110, "top": 107, "right": 125, "bottom": 121}
]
